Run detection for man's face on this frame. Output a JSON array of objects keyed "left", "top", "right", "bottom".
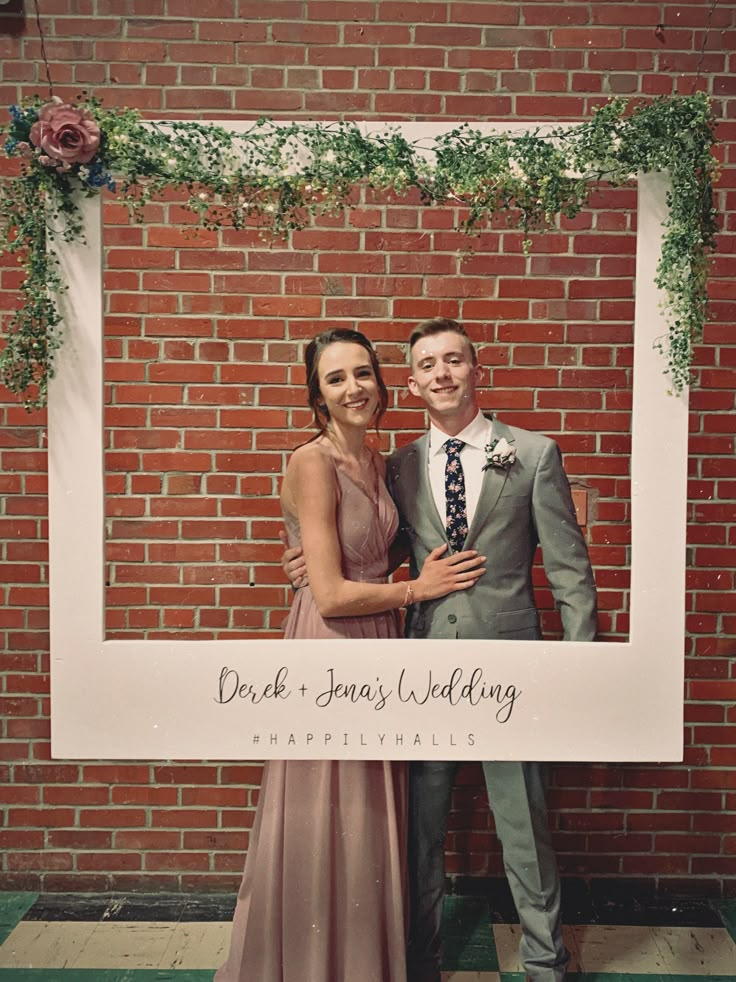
[{"left": 408, "top": 330, "right": 482, "bottom": 424}]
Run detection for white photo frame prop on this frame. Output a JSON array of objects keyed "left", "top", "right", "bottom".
[{"left": 48, "top": 121, "right": 687, "bottom": 762}]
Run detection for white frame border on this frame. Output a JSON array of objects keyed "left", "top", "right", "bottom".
[{"left": 48, "top": 122, "right": 687, "bottom": 761}]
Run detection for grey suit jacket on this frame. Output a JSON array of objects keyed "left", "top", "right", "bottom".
[{"left": 387, "top": 418, "right": 598, "bottom": 642}]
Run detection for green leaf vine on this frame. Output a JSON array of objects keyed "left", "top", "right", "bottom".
[{"left": 0, "top": 92, "right": 719, "bottom": 409}]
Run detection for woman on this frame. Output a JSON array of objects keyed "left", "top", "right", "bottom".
[{"left": 216, "top": 329, "right": 484, "bottom": 982}]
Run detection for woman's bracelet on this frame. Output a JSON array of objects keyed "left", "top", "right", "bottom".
[{"left": 401, "top": 582, "right": 414, "bottom": 609}]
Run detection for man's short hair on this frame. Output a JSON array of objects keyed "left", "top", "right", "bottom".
[{"left": 408, "top": 318, "right": 478, "bottom": 366}]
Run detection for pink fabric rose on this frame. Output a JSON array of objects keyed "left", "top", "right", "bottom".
[{"left": 29, "top": 100, "right": 101, "bottom": 167}]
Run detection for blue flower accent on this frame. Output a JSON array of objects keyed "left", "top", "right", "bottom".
[
  {"left": 9, "top": 105, "right": 23, "bottom": 122},
  {"left": 5, "top": 138, "right": 17, "bottom": 153},
  {"left": 84, "top": 159, "right": 112, "bottom": 188}
]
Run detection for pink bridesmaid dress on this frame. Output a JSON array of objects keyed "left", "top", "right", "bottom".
[{"left": 215, "top": 448, "right": 408, "bottom": 982}]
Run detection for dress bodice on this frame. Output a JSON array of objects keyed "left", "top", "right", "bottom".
[{"left": 282, "top": 447, "right": 398, "bottom": 585}]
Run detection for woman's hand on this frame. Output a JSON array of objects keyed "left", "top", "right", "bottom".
[
  {"left": 413, "top": 544, "right": 486, "bottom": 602},
  {"left": 279, "top": 531, "right": 308, "bottom": 589}
]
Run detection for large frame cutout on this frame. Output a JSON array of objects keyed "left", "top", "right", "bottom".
[{"left": 49, "top": 121, "right": 687, "bottom": 761}]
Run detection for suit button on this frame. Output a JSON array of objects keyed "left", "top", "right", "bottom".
[{"left": 448, "top": 614, "right": 457, "bottom": 624}]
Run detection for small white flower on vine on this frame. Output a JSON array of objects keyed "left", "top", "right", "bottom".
[
  {"left": 322, "top": 149, "right": 336, "bottom": 164},
  {"left": 264, "top": 203, "right": 275, "bottom": 213},
  {"left": 166, "top": 158, "right": 177, "bottom": 168},
  {"left": 197, "top": 192, "right": 208, "bottom": 201},
  {"left": 508, "top": 157, "right": 526, "bottom": 179},
  {"left": 483, "top": 437, "right": 517, "bottom": 471}
]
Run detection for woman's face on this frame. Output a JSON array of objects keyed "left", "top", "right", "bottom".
[{"left": 316, "top": 341, "right": 380, "bottom": 430}]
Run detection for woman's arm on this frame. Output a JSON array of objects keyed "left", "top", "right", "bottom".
[
  {"left": 287, "top": 446, "right": 483, "bottom": 619},
  {"left": 280, "top": 519, "right": 409, "bottom": 584}
]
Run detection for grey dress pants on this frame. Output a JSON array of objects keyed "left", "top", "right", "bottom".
[{"left": 406, "top": 759, "right": 569, "bottom": 982}]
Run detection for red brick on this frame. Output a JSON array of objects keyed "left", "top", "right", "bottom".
[
  {"left": 79, "top": 809, "right": 148, "bottom": 828},
  {"left": 7, "top": 851, "right": 73, "bottom": 871},
  {"left": 8, "top": 808, "right": 76, "bottom": 827},
  {"left": 111, "top": 785, "right": 179, "bottom": 805},
  {"left": 378, "top": 2, "right": 446, "bottom": 22},
  {"left": 145, "top": 851, "right": 210, "bottom": 870},
  {"left": 374, "top": 93, "right": 444, "bottom": 113},
  {"left": 1, "top": 22, "right": 735, "bottom": 889},
  {"left": 77, "top": 852, "right": 143, "bottom": 871},
  {"left": 552, "top": 28, "right": 623, "bottom": 48},
  {"left": 0, "top": 784, "right": 40, "bottom": 804},
  {"left": 44, "top": 786, "right": 110, "bottom": 806}
]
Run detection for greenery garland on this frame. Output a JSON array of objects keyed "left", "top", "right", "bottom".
[{"left": 0, "top": 92, "right": 718, "bottom": 409}]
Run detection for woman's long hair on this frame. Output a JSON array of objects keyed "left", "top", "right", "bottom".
[{"left": 304, "top": 328, "right": 389, "bottom": 438}]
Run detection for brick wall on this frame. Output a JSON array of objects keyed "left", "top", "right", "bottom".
[{"left": 1, "top": 0, "right": 734, "bottom": 894}]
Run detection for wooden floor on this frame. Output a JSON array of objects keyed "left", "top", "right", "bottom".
[{"left": 0, "top": 891, "right": 734, "bottom": 980}]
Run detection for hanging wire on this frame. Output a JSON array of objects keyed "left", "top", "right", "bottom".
[
  {"left": 691, "top": 0, "right": 719, "bottom": 93},
  {"left": 33, "top": 0, "right": 55, "bottom": 97}
]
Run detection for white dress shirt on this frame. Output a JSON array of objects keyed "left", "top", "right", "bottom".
[{"left": 427, "top": 411, "right": 493, "bottom": 530}]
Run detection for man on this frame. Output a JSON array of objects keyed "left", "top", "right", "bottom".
[
  {"left": 390, "top": 318, "right": 597, "bottom": 982},
  {"left": 284, "top": 318, "right": 598, "bottom": 982}
]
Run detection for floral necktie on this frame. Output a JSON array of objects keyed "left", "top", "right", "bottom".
[{"left": 443, "top": 438, "right": 468, "bottom": 552}]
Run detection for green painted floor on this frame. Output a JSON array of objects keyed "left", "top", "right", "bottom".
[{"left": 0, "top": 891, "right": 734, "bottom": 981}]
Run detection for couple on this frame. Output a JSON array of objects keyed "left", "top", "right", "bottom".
[{"left": 216, "top": 319, "right": 598, "bottom": 982}]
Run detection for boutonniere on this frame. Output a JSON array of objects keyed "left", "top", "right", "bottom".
[{"left": 483, "top": 437, "right": 517, "bottom": 471}]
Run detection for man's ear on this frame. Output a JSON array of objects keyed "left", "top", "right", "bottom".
[
  {"left": 473, "top": 364, "right": 484, "bottom": 385},
  {"left": 407, "top": 375, "right": 419, "bottom": 398}
]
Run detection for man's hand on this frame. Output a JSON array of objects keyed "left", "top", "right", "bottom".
[{"left": 279, "top": 530, "right": 308, "bottom": 589}]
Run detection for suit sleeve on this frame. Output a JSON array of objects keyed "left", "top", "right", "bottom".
[
  {"left": 531, "top": 440, "right": 598, "bottom": 642},
  {"left": 385, "top": 452, "right": 413, "bottom": 573},
  {"left": 386, "top": 452, "right": 412, "bottom": 539}
]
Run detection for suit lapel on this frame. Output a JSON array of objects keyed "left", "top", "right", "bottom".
[
  {"left": 407, "top": 434, "right": 447, "bottom": 544},
  {"left": 465, "top": 418, "right": 515, "bottom": 547}
]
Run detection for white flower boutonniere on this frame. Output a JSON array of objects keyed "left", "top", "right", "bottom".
[{"left": 483, "top": 437, "right": 517, "bottom": 471}]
